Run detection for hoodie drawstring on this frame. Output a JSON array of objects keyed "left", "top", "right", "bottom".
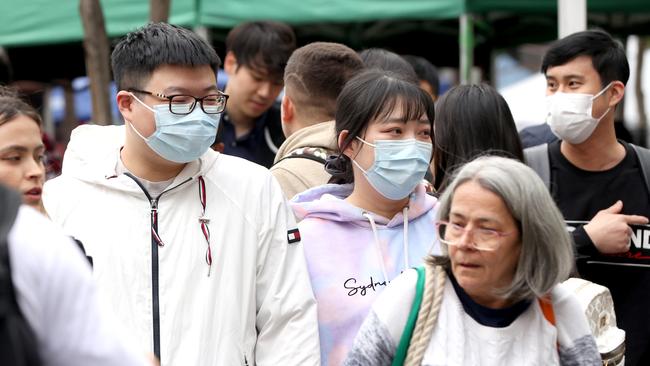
[
  {"left": 198, "top": 176, "right": 213, "bottom": 276},
  {"left": 363, "top": 206, "right": 410, "bottom": 284},
  {"left": 402, "top": 206, "right": 409, "bottom": 270}
]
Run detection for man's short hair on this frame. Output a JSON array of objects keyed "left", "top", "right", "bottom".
[
  {"left": 284, "top": 42, "right": 364, "bottom": 119},
  {"left": 358, "top": 48, "right": 418, "bottom": 85},
  {"left": 111, "top": 22, "right": 220, "bottom": 91},
  {"left": 226, "top": 21, "right": 296, "bottom": 83},
  {"left": 541, "top": 29, "right": 629, "bottom": 87},
  {"left": 403, "top": 55, "right": 440, "bottom": 97}
]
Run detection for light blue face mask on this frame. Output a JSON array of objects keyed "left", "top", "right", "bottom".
[
  {"left": 352, "top": 137, "right": 432, "bottom": 200},
  {"left": 130, "top": 94, "right": 221, "bottom": 163}
]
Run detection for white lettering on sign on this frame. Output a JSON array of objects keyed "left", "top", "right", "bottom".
[
  {"left": 632, "top": 229, "right": 642, "bottom": 249},
  {"left": 630, "top": 229, "right": 650, "bottom": 249}
]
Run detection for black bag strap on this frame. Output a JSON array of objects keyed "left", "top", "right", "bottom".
[
  {"left": 0, "top": 186, "right": 22, "bottom": 316},
  {"left": 631, "top": 144, "right": 650, "bottom": 196},
  {"left": 274, "top": 147, "right": 328, "bottom": 166},
  {"left": 524, "top": 143, "right": 551, "bottom": 190},
  {"left": 0, "top": 186, "right": 40, "bottom": 366},
  {"left": 524, "top": 142, "right": 650, "bottom": 196}
]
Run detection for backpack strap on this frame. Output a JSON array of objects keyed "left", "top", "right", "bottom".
[
  {"left": 392, "top": 266, "right": 425, "bottom": 366},
  {"left": 0, "top": 187, "right": 22, "bottom": 312},
  {"left": 524, "top": 143, "right": 551, "bottom": 190},
  {"left": 0, "top": 186, "right": 40, "bottom": 366},
  {"left": 0, "top": 186, "right": 20, "bottom": 257},
  {"left": 631, "top": 144, "right": 650, "bottom": 196},
  {"left": 263, "top": 105, "right": 285, "bottom": 153},
  {"left": 274, "top": 147, "right": 328, "bottom": 166},
  {"left": 538, "top": 295, "right": 556, "bottom": 326}
]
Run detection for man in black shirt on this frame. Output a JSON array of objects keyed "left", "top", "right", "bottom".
[
  {"left": 530, "top": 30, "right": 650, "bottom": 365},
  {"left": 221, "top": 21, "right": 296, "bottom": 168}
]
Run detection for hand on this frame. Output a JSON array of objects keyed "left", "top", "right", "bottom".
[{"left": 583, "top": 200, "right": 648, "bottom": 254}]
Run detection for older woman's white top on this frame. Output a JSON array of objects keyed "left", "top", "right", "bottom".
[{"left": 344, "top": 268, "right": 601, "bottom": 366}]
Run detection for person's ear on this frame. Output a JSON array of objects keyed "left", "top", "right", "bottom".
[
  {"left": 339, "top": 130, "right": 358, "bottom": 159},
  {"left": 224, "top": 52, "right": 238, "bottom": 75},
  {"left": 281, "top": 94, "right": 294, "bottom": 125},
  {"left": 116, "top": 90, "right": 136, "bottom": 121},
  {"left": 608, "top": 81, "right": 625, "bottom": 108}
]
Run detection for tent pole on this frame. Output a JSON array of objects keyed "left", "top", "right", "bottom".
[
  {"left": 558, "top": 0, "right": 586, "bottom": 38},
  {"left": 79, "top": 0, "right": 112, "bottom": 126},
  {"left": 460, "top": 13, "right": 474, "bottom": 84}
]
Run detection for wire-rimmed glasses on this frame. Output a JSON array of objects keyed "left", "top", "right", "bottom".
[{"left": 436, "top": 220, "right": 513, "bottom": 251}]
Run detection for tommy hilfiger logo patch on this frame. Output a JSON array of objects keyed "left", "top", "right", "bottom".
[{"left": 287, "top": 228, "right": 301, "bottom": 244}]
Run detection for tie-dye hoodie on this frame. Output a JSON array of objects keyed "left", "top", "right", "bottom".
[{"left": 291, "top": 183, "right": 440, "bottom": 366}]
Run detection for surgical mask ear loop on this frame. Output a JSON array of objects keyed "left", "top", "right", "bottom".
[
  {"left": 356, "top": 136, "right": 376, "bottom": 148},
  {"left": 130, "top": 92, "right": 156, "bottom": 113},
  {"left": 125, "top": 93, "right": 156, "bottom": 141},
  {"left": 349, "top": 136, "right": 373, "bottom": 173},
  {"left": 592, "top": 82, "right": 614, "bottom": 121},
  {"left": 591, "top": 82, "right": 614, "bottom": 101}
]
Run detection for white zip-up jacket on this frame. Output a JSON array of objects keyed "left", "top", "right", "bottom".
[{"left": 43, "top": 125, "right": 320, "bottom": 366}]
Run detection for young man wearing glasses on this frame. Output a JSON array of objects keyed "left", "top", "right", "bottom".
[
  {"left": 43, "top": 23, "right": 319, "bottom": 366},
  {"left": 221, "top": 21, "right": 296, "bottom": 168}
]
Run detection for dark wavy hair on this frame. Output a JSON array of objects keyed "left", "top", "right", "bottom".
[{"left": 326, "top": 69, "right": 434, "bottom": 184}]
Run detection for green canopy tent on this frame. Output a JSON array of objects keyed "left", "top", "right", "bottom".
[
  {"left": 0, "top": 0, "right": 464, "bottom": 47},
  {"left": 2, "top": 0, "right": 649, "bottom": 46},
  {"left": 0, "top": 0, "right": 649, "bottom": 82}
]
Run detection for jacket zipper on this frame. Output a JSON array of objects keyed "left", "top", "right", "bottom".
[
  {"left": 124, "top": 173, "right": 193, "bottom": 363},
  {"left": 149, "top": 197, "right": 161, "bottom": 360}
]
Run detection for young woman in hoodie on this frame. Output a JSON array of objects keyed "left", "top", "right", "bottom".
[{"left": 291, "top": 69, "right": 439, "bottom": 366}]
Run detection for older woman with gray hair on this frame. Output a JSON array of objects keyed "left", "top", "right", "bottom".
[{"left": 344, "top": 156, "right": 600, "bottom": 366}]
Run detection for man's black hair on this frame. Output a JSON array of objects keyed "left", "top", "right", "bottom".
[
  {"left": 226, "top": 21, "right": 296, "bottom": 83},
  {"left": 402, "top": 55, "right": 440, "bottom": 97},
  {"left": 111, "top": 22, "right": 221, "bottom": 90},
  {"left": 541, "top": 29, "right": 629, "bottom": 87},
  {"left": 358, "top": 48, "right": 419, "bottom": 85}
]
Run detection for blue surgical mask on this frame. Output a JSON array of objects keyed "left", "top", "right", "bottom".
[
  {"left": 352, "top": 137, "right": 432, "bottom": 200},
  {"left": 130, "top": 94, "right": 221, "bottom": 163}
]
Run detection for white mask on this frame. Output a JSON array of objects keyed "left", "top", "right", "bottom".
[{"left": 545, "top": 82, "right": 613, "bottom": 144}]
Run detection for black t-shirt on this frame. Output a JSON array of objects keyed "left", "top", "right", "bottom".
[
  {"left": 549, "top": 139, "right": 650, "bottom": 365},
  {"left": 221, "top": 104, "right": 284, "bottom": 168},
  {"left": 448, "top": 270, "right": 531, "bottom": 328}
]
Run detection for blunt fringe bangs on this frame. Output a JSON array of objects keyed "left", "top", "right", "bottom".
[
  {"left": 326, "top": 69, "right": 434, "bottom": 184},
  {"left": 111, "top": 22, "right": 221, "bottom": 90},
  {"left": 432, "top": 156, "right": 574, "bottom": 302},
  {"left": 541, "top": 29, "right": 629, "bottom": 86}
]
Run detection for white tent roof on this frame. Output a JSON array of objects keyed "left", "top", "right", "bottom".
[{"left": 499, "top": 73, "right": 548, "bottom": 131}]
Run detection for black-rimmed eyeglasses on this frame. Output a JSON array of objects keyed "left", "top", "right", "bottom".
[{"left": 129, "top": 89, "right": 229, "bottom": 115}]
